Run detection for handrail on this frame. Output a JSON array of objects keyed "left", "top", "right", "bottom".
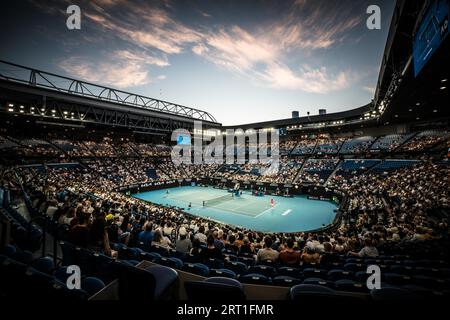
[{"left": 0, "top": 60, "right": 218, "bottom": 123}]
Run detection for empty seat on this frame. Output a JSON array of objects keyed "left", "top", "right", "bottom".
[
  {"left": 183, "top": 263, "right": 210, "bottom": 277},
  {"left": 239, "top": 273, "right": 271, "bottom": 285},
  {"left": 185, "top": 277, "right": 246, "bottom": 301},
  {"left": 141, "top": 252, "right": 161, "bottom": 262},
  {"left": 272, "top": 276, "right": 302, "bottom": 287},
  {"left": 224, "top": 261, "right": 248, "bottom": 275},
  {"left": 327, "top": 269, "right": 354, "bottom": 281},
  {"left": 303, "top": 268, "right": 328, "bottom": 278},
  {"left": 145, "top": 265, "right": 179, "bottom": 300},
  {"left": 159, "top": 257, "right": 183, "bottom": 269},
  {"left": 290, "top": 284, "right": 337, "bottom": 301},
  {"left": 32, "top": 257, "right": 55, "bottom": 274},
  {"left": 344, "top": 263, "right": 366, "bottom": 272},
  {"left": 370, "top": 287, "right": 422, "bottom": 301},
  {"left": 248, "top": 265, "right": 276, "bottom": 278},
  {"left": 277, "top": 266, "right": 302, "bottom": 278},
  {"left": 209, "top": 268, "right": 236, "bottom": 279},
  {"left": 302, "top": 277, "right": 333, "bottom": 287},
  {"left": 204, "top": 258, "right": 224, "bottom": 269},
  {"left": 334, "top": 279, "right": 367, "bottom": 292},
  {"left": 81, "top": 276, "right": 106, "bottom": 296}
]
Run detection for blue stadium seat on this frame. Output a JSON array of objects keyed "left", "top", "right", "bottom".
[
  {"left": 327, "top": 269, "right": 354, "bottom": 281},
  {"left": 334, "top": 279, "right": 367, "bottom": 292},
  {"left": 12, "top": 249, "right": 34, "bottom": 264},
  {"left": 277, "top": 266, "right": 302, "bottom": 278},
  {"left": 141, "top": 251, "right": 161, "bottom": 262},
  {"left": 159, "top": 257, "right": 184, "bottom": 269},
  {"left": 204, "top": 257, "right": 224, "bottom": 269},
  {"left": 272, "top": 276, "right": 302, "bottom": 287},
  {"left": 224, "top": 260, "right": 248, "bottom": 275},
  {"left": 290, "top": 284, "right": 337, "bottom": 301},
  {"left": 81, "top": 276, "right": 106, "bottom": 296},
  {"left": 239, "top": 273, "right": 271, "bottom": 285},
  {"left": 370, "top": 287, "right": 422, "bottom": 301},
  {"left": 302, "top": 277, "right": 333, "bottom": 288},
  {"left": 303, "top": 268, "right": 328, "bottom": 279},
  {"left": 145, "top": 265, "right": 179, "bottom": 300},
  {"left": 248, "top": 265, "right": 276, "bottom": 278},
  {"left": 185, "top": 277, "right": 246, "bottom": 301},
  {"left": 183, "top": 262, "right": 210, "bottom": 277},
  {"left": 209, "top": 268, "right": 237, "bottom": 279},
  {"left": 31, "top": 256, "right": 55, "bottom": 274},
  {"left": 0, "top": 244, "right": 17, "bottom": 257}
]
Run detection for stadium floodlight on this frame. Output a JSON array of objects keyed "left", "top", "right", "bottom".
[
  {"left": 51, "top": 109, "right": 56, "bottom": 113},
  {"left": 442, "top": 79, "right": 448, "bottom": 82},
  {"left": 8, "top": 103, "right": 13, "bottom": 107},
  {"left": 440, "top": 86, "right": 447, "bottom": 90},
  {"left": 20, "top": 105, "right": 24, "bottom": 109},
  {"left": 8, "top": 108, "right": 14, "bottom": 112}
]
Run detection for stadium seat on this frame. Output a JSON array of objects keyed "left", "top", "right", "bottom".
[
  {"left": 183, "top": 262, "right": 210, "bottom": 277},
  {"left": 31, "top": 256, "right": 55, "bottom": 274},
  {"left": 334, "top": 279, "right": 367, "bottom": 292},
  {"left": 159, "top": 257, "right": 184, "bottom": 269},
  {"left": 290, "top": 284, "right": 338, "bottom": 301},
  {"left": 277, "top": 266, "right": 302, "bottom": 278},
  {"left": 145, "top": 265, "right": 179, "bottom": 300},
  {"left": 141, "top": 251, "right": 161, "bottom": 262},
  {"left": 0, "top": 244, "right": 17, "bottom": 257},
  {"left": 370, "top": 287, "right": 422, "bottom": 301},
  {"left": 327, "top": 269, "right": 354, "bottom": 281},
  {"left": 248, "top": 265, "right": 276, "bottom": 278},
  {"left": 224, "top": 260, "right": 248, "bottom": 275},
  {"left": 272, "top": 276, "right": 302, "bottom": 287},
  {"left": 302, "top": 277, "right": 333, "bottom": 288},
  {"left": 185, "top": 277, "right": 246, "bottom": 301},
  {"left": 12, "top": 250, "right": 34, "bottom": 264},
  {"left": 209, "top": 268, "right": 237, "bottom": 279},
  {"left": 81, "top": 276, "right": 106, "bottom": 296},
  {"left": 303, "top": 268, "right": 328, "bottom": 279},
  {"left": 204, "top": 257, "right": 224, "bottom": 269},
  {"left": 239, "top": 273, "right": 272, "bottom": 285}
]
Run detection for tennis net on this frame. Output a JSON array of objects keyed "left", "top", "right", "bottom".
[{"left": 203, "top": 193, "right": 234, "bottom": 207}]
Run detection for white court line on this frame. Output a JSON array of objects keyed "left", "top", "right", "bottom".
[
  {"left": 254, "top": 204, "right": 278, "bottom": 218},
  {"left": 282, "top": 209, "right": 292, "bottom": 216}
]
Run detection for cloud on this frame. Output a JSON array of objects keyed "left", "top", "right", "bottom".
[
  {"left": 33, "top": 0, "right": 363, "bottom": 93},
  {"left": 58, "top": 50, "right": 165, "bottom": 88},
  {"left": 362, "top": 86, "right": 376, "bottom": 94},
  {"left": 157, "top": 75, "right": 167, "bottom": 80}
]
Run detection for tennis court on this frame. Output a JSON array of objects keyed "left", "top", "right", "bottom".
[{"left": 132, "top": 185, "right": 338, "bottom": 233}]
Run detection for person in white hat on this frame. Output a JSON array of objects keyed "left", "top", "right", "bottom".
[{"left": 176, "top": 226, "right": 192, "bottom": 254}]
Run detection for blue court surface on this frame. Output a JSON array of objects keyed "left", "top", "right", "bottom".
[{"left": 132, "top": 186, "right": 338, "bottom": 233}]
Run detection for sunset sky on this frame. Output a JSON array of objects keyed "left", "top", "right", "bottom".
[{"left": 0, "top": 0, "right": 395, "bottom": 125}]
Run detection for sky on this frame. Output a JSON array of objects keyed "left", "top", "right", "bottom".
[{"left": 0, "top": 0, "right": 395, "bottom": 125}]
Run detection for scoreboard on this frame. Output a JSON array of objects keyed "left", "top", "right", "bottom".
[{"left": 413, "top": 0, "right": 449, "bottom": 77}]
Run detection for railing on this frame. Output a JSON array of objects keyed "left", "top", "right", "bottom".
[{"left": 0, "top": 60, "right": 218, "bottom": 123}]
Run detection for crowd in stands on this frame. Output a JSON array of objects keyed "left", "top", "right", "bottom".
[
  {"left": 6, "top": 157, "right": 447, "bottom": 274},
  {"left": 400, "top": 131, "right": 449, "bottom": 152},
  {"left": 0, "top": 126, "right": 448, "bottom": 299}
]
